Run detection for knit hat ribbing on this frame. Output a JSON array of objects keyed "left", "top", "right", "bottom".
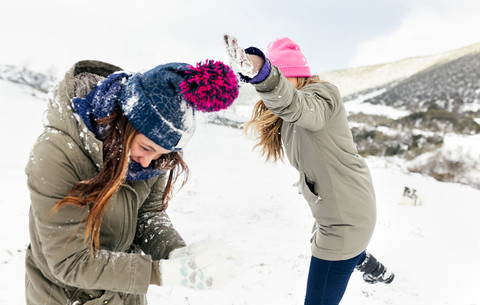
[
  {"left": 266, "top": 37, "right": 311, "bottom": 78},
  {"left": 118, "top": 60, "right": 238, "bottom": 152}
]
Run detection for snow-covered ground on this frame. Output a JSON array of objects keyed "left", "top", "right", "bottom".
[
  {"left": 1, "top": 79, "right": 479, "bottom": 305},
  {"left": 344, "top": 89, "right": 411, "bottom": 120}
]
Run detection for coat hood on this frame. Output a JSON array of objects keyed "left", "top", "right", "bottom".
[{"left": 44, "top": 60, "right": 122, "bottom": 168}]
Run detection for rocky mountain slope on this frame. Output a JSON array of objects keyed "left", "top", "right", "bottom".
[
  {"left": 319, "top": 41, "right": 480, "bottom": 97},
  {"left": 362, "top": 51, "right": 480, "bottom": 113}
]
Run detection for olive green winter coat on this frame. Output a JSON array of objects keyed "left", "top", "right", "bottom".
[
  {"left": 25, "top": 60, "right": 186, "bottom": 305},
  {"left": 253, "top": 66, "right": 377, "bottom": 261}
]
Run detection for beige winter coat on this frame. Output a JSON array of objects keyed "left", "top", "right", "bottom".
[
  {"left": 25, "top": 60, "right": 186, "bottom": 305},
  {"left": 253, "top": 66, "right": 377, "bottom": 261}
]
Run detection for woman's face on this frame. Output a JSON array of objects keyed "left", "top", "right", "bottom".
[{"left": 130, "top": 133, "right": 171, "bottom": 168}]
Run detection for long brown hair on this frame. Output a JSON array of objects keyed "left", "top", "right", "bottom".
[
  {"left": 51, "top": 110, "right": 189, "bottom": 252},
  {"left": 243, "top": 76, "right": 322, "bottom": 162}
]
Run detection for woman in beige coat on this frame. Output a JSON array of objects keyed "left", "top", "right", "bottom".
[
  {"left": 25, "top": 59, "right": 239, "bottom": 304},
  {"left": 225, "top": 36, "right": 394, "bottom": 305}
]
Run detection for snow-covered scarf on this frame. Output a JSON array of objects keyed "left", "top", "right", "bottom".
[{"left": 72, "top": 72, "right": 163, "bottom": 181}]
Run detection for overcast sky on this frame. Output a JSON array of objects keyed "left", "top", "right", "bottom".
[{"left": 1, "top": 0, "right": 479, "bottom": 77}]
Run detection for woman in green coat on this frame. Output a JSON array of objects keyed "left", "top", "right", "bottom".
[
  {"left": 225, "top": 36, "right": 394, "bottom": 305},
  {"left": 25, "top": 59, "right": 239, "bottom": 304}
]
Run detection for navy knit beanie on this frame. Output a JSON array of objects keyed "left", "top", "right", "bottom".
[{"left": 118, "top": 60, "right": 239, "bottom": 151}]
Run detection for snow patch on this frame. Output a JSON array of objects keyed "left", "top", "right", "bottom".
[{"left": 345, "top": 89, "right": 411, "bottom": 119}]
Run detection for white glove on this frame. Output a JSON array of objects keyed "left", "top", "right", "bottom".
[
  {"left": 160, "top": 240, "right": 238, "bottom": 290},
  {"left": 223, "top": 34, "right": 257, "bottom": 78}
]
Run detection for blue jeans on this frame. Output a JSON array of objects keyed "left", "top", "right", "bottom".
[{"left": 304, "top": 252, "right": 366, "bottom": 305}]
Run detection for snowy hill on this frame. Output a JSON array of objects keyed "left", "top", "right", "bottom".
[
  {"left": 362, "top": 51, "right": 480, "bottom": 114},
  {"left": 319, "top": 41, "right": 480, "bottom": 97},
  {"left": 1, "top": 77, "right": 480, "bottom": 305}
]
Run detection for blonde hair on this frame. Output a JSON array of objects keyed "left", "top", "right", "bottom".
[{"left": 243, "top": 76, "right": 323, "bottom": 162}]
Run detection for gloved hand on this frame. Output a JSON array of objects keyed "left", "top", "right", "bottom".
[
  {"left": 158, "top": 240, "right": 238, "bottom": 290},
  {"left": 224, "top": 34, "right": 256, "bottom": 78},
  {"left": 224, "top": 34, "right": 270, "bottom": 80}
]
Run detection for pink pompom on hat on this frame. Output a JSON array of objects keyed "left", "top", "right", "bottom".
[{"left": 266, "top": 37, "right": 311, "bottom": 78}]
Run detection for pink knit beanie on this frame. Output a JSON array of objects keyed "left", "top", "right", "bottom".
[{"left": 266, "top": 37, "right": 311, "bottom": 77}]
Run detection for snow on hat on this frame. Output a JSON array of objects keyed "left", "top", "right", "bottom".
[
  {"left": 118, "top": 60, "right": 238, "bottom": 152},
  {"left": 266, "top": 37, "right": 311, "bottom": 78}
]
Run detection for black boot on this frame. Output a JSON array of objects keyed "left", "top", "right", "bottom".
[{"left": 356, "top": 251, "right": 394, "bottom": 284}]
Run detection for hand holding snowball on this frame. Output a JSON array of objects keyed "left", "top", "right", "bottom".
[{"left": 154, "top": 240, "right": 239, "bottom": 290}]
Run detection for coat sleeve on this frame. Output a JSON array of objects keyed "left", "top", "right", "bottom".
[
  {"left": 134, "top": 174, "right": 186, "bottom": 260},
  {"left": 253, "top": 65, "right": 340, "bottom": 132},
  {"left": 26, "top": 131, "right": 152, "bottom": 294}
]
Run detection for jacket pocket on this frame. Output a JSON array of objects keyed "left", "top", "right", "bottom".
[
  {"left": 66, "top": 288, "right": 104, "bottom": 304},
  {"left": 299, "top": 171, "right": 322, "bottom": 207}
]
